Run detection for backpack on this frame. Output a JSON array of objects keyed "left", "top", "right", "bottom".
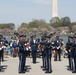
[{"left": 12, "top": 41, "right": 17, "bottom": 48}]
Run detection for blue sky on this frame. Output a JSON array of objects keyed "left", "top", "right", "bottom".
[{"left": 0, "top": 0, "right": 76, "bottom": 26}]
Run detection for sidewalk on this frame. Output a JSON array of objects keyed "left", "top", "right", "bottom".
[{"left": 0, "top": 57, "right": 75, "bottom": 75}]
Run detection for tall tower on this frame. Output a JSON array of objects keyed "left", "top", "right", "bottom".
[{"left": 52, "top": 0, "right": 58, "bottom": 18}]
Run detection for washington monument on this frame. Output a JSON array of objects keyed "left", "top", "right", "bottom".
[{"left": 52, "top": 0, "right": 58, "bottom": 17}]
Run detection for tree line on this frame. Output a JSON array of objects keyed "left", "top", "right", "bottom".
[
  {"left": 0, "top": 23, "right": 15, "bottom": 29},
  {"left": 19, "top": 16, "right": 76, "bottom": 29},
  {"left": 50, "top": 16, "right": 71, "bottom": 28},
  {"left": 0, "top": 16, "right": 76, "bottom": 31},
  {"left": 19, "top": 19, "right": 50, "bottom": 29}
]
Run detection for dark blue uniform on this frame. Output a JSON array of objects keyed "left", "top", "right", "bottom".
[
  {"left": 40, "top": 41, "right": 46, "bottom": 68},
  {"left": 18, "top": 41, "right": 26, "bottom": 73},
  {"left": 54, "top": 39, "right": 61, "bottom": 61},
  {"left": 73, "top": 43, "right": 76, "bottom": 72},
  {"left": 72, "top": 42, "right": 76, "bottom": 73},
  {"left": 30, "top": 39, "right": 38, "bottom": 63},
  {"left": 0, "top": 40, "right": 4, "bottom": 70},
  {"left": 45, "top": 41, "right": 52, "bottom": 73},
  {"left": 66, "top": 41, "right": 73, "bottom": 70},
  {"left": 0, "top": 49, "right": 2, "bottom": 71}
]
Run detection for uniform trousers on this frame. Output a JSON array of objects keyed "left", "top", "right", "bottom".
[
  {"left": 68, "top": 56, "right": 73, "bottom": 70},
  {"left": 0, "top": 51, "right": 2, "bottom": 70},
  {"left": 32, "top": 50, "right": 37, "bottom": 63},
  {"left": 18, "top": 53, "right": 26, "bottom": 72},
  {"left": 42, "top": 51, "right": 45, "bottom": 67},
  {"left": 46, "top": 54, "right": 52, "bottom": 72},
  {"left": 74, "top": 56, "right": 76, "bottom": 71}
]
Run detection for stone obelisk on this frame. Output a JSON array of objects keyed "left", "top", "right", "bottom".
[{"left": 52, "top": 0, "right": 58, "bottom": 17}]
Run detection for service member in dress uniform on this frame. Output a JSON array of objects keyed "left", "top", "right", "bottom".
[
  {"left": 18, "top": 35, "right": 26, "bottom": 73},
  {"left": 66, "top": 36, "right": 73, "bottom": 71},
  {"left": 41, "top": 32, "right": 55, "bottom": 73},
  {"left": 54, "top": 36, "right": 61, "bottom": 61},
  {"left": 51, "top": 39, "right": 56, "bottom": 60},
  {"left": 40, "top": 36, "right": 46, "bottom": 69},
  {"left": 30, "top": 35, "right": 38, "bottom": 64},
  {"left": 0, "top": 41, "right": 2, "bottom": 71},
  {"left": 0, "top": 34, "right": 4, "bottom": 71},
  {"left": 0, "top": 35, "right": 5, "bottom": 62},
  {"left": 45, "top": 36, "right": 52, "bottom": 73},
  {"left": 72, "top": 36, "right": 76, "bottom": 73}
]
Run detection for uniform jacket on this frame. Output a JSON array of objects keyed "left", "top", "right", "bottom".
[{"left": 30, "top": 39, "right": 38, "bottom": 51}]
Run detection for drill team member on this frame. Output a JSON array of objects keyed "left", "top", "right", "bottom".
[
  {"left": 66, "top": 36, "right": 73, "bottom": 70},
  {"left": 54, "top": 36, "right": 61, "bottom": 61},
  {"left": 0, "top": 42, "right": 2, "bottom": 71},
  {"left": 30, "top": 35, "right": 38, "bottom": 64},
  {"left": 18, "top": 35, "right": 26, "bottom": 73},
  {"left": 0, "top": 34, "right": 4, "bottom": 71},
  {"left": 40, "top": 36, "right": 46, "bottom": 69},
  {"left": 72, "top": 36, "right": 76, "bottom": 73},
  {"left": 45, "top": 36, "right": 52, "bottom": 73}
]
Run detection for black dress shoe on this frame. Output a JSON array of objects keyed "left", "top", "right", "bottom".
[
  {"left": 19, "top": 71, "right": 25, "bottom": 73},
  {"left": 72, "top": 71, "right": 76, "bottom": 73},
  {"left": 33, "top": 62, "right": 36, "bottom": 64},
  {"left": 43, "top": 69, "right": 46, "bottom": 71},
  {"left": 45, "top": 71, "right": 52, "bottom": 73},
  {"left": 33, "top": 62, "right": 35, "bottom": 63}
]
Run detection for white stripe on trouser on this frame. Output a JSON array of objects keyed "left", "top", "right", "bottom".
[
  {"left": 18, "top": 56, "right": 20, "bottom": 72},
  {"left": 70, "top": 57, "right": 73, "bottom": 70},
  {"left": 49, "top": 58, "right": 52, "bottom": 72},
  {"left": 19, "top": 56, "right": 22, "bottom": 72},
  {"left": 43, "top": 57, "right": 45, "bottom": 67},
  {"left": 72, "top": 58, "right": 75, "bottom": 71}
]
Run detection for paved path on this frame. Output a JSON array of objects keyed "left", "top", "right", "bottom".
[{"left": 0, "top": 57, "right": 76, "bottom": 75}]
